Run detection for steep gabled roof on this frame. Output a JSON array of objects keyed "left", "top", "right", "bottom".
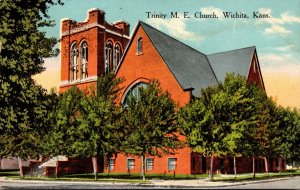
[
  {"left": 207, "top": 46, "right": 256, "bottom": 82},
  {"left": 139, "top": 21, "right": 218, "bottom": 97},
  {"left": 116, "top": 21, "right": 258, "bottom": 98}
]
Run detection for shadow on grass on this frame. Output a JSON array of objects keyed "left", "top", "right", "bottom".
[
  {"left": 0, "top": 170, "right": 19, "bottom": 177},
  {"left": 60, "top": 172, "right": 209, "bottom": 180}
]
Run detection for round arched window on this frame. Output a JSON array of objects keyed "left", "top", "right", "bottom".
[{"left": 122, "top": 82, "right": 148, "bottom": 107}]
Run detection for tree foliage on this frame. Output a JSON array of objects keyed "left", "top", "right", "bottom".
[
  {"left": 0, "top": 0, "right": 62, "bottom": 174},
  {"left": 276, "top": 107, "right": 300, "bottom": 163},
  {"left": 178, "top": 74, "right": 269, "bottom": 180},
  {"left": 45, "top": 73, "right": 124, "bottom": 179},
  {"left": 44, "top": 87, "right": 84, "bottom": 157},
  {"left": 121, "top": 80, "right": 181, "bottom": 180}
]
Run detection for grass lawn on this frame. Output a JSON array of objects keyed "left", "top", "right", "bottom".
[
  {"left": 213, "top": 169, "right": 300, "bottom": 182},
  {"left": 1, "top": 169, "right": 299, "bottom": 183}
]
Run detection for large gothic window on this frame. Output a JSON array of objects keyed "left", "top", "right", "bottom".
[
  {"left": 105, "top": 41, "right": 113, "bottom": 74},
  {"left": 80, "top": 41, "right": 88, "bottom": 79},
  {"left": 70, "top": 43, "right": 79, "bottom": 81},
  {"left": 122, "top": 82, "right": 148, "bottom": 107}
]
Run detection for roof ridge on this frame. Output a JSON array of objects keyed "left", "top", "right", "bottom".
[
  {"left": 208, "top": 46, "right": 256, "bottom": 56},
  {"left": 139, "top": 21, "right": 207, "bottom": 56}
]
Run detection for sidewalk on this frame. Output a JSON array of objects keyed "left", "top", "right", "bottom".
[
  {"left": 146, "top": 177, "right": 295, "bottom": 188},
  {"left": 0, "top": 176, "right": 297, "bottom": 188}
]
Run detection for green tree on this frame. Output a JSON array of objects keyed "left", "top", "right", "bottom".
[
  {"left": 252, "top": 97, "right": 281, "bottom": 175},
  {"left": 218, "top": 74, "right": 270, "bottom": 179},
  {"left": 74, "top": 73, "right": 123, "bottom": 180},
  {"left": 178, "top": 86, "right": 230, "bottom": 181},
  {"left": 225, "top": 76, "right": 269, "bottom": 179},
  {"left": 0, "top": 84, "right": 59, "bottom": 177},
  {"left": 0, "top": 0, "right": 62, "bottom": 177},
  {"left": 218, "top": 74, "right": 260, "bottom": 178},
  {"left": 178, "top": 74, "right": 268, "bottom": 181},
  {"left": 276, "top": 107, "right": 300, "bottom": 170},
  {"left": 122, "top": 80, "right": 180, "bottom": 180},
  {"left": 46, "top": 73, "right": 124, "bottom": 179},
  {"left": 44, "top": 86, "right": 84, "bottom": 177}
]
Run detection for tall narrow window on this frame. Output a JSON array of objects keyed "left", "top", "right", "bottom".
[
  {"left": 253, "top": 61, "right": 257, "bottom": 74},
  {"left": 114, "top": 44, "right": 122, "bottom": 71},
  {"left": 146, "top": 158, "right": 154, "bottom": 171},
  {"left": 137, "top": 37, "right": 143, "bottom": 54},
  {"left": 105, "top": 41, "right": 113, "bottom": 74},
  {"left": 70, "top": 43, "right": 79, "bottom": 81},
  {"left": 127, "top": 158, "right": 135, "bottom": 170},
  {"left": 80, "top": 41, "right": 88, "bottom": 79},
  {"left": 108, "top": 158, "right": 115, "bottom": 171},
  {"left": 168, "top": 158, "right": 177, "bottom": 171}
]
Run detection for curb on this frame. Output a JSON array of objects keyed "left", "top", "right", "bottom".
[{"left": 144, "top": 176, "right": 300, "bottom": 188}]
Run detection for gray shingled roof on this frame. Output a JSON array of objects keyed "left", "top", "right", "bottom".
[
  {"left": 140, "top": 21, "right": 218, "bottom": 97},
  {"left": 117, "top": 21, "right": 257, "bottom": 98},
  {"left": 207, "top": 47, "right": 255, "bottom": 82}
]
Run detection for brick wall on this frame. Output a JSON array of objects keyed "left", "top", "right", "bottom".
[
  {"left": 59, "top": 9, "right": 129, "bottom": 93},
  {"left": 114, "top": 24, "right": 192, "bottom": 175}
]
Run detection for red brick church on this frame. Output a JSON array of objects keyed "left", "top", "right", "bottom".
[{"left": 50, "top": 8, "right": 285, "bottom": 176}]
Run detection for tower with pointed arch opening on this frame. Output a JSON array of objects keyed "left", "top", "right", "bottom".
[{"left": 59, "top": 8, "right": 130, "bottom": 92}]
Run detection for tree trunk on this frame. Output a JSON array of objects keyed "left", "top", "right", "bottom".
[
  {"left": 278, "top": 157, "right": 282, "bottom": 174},
  {"left": 209, "top": 155, "right": 214, "bottom": 181},
  {"left": 234, "top": 156, "right": 237, "bottom": 179},
  {"left": 141, "top": 155, "right": 145, "bottom": 181},
  {"left": 252, "top": 156, "right": 256, "bottom": 179},
  {"left": 264, "top": 157, "right": 269, "bottom": 175},
  {"left": 18, "top": 157, "right": 24, "bottom": 178},
  {"left": 0, "top": 157, "right": 2, "bottom": 170},
  {"left": 107, "top": 157, "right": 110, "bottom": 176},
  {"left": 92, "top": 156, "right": 98, "bottom": 180},
  {"left": 55, "top": 156, "right": 59, "bottom": 179}
]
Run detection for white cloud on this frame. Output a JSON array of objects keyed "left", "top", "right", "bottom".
[
  {"left": 256, "top": 8, "right": 300, "bottom": 35},
  {"left": 258, "top": 9, "right": 300, "bottom": 25},
  {"left": 262, "top": 62, "right": 300, "bottom": 77},
  {"left": 273, "top": 45, "right": 294, "bottom": 51},
  {"left": 260, "top": 53, "right": 300, "bottom": 79},
  {"left": 259, "top": 53, "right": 299, "bottom": 67},
  {"left": 279, "top": 12, "right": 300, "bottom": 24},
  {"left": 258, "top": 8, "right": 272, "bottom": 16},
  {"left": 264, "top": 25, "right": 291, "bottom": 35},
  {"left": 147, "top": 14, "right": 204, "bottom": 42}
]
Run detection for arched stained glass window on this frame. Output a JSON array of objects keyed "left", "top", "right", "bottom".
[
  {"left": 70, "top": 43, "right": 79, "bottom": 81},
  {"left": 122, "top": 82, "right": 148, "bottom": 107},
  {"left": 80, "top": 41, "right": 88, "bottom": 79},
  {"left": 105, "top": 41, "right": 113, "bottom": 74},
  {"left": 114, "top": 44, "right": 122, "bottom": 70}
]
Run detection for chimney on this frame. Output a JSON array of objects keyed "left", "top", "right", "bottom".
[
  {"left": 88, "top": 8, "right": 105, "bottom": 25},
  {"left": 114, "top": 20, "right": 130, "bottom": 36}
]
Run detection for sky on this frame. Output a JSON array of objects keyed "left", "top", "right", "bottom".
[{"left": 33, "top": 0, "right": 300, "bottom": 109}]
